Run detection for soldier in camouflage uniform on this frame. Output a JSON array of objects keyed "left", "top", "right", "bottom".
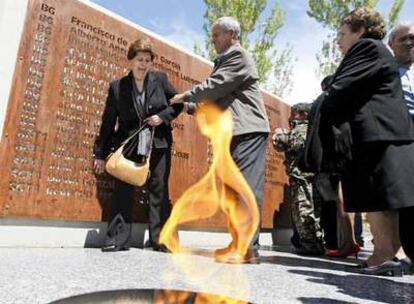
[{"left": 273, "top": 103, "right": 325, "bottom": 255}]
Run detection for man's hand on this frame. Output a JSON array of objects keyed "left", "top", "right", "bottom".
[
  {"left": 170, "top": 92, "right": 187, "bottom": 104},
  {"left": 145, "top": 115, "right": 163, "bottom": 126},
  {"left": 184, "top": 102, "right": 197, "bottom": 115},
  {"left": 93, "top": 159, "right": 106, "bottom": 175}
]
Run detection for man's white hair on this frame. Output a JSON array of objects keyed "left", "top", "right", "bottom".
[
  {"left": 388, "top": 22, "right": 414, "bottom": 45},
  {"left": 213, "top": 16, "right": 241, "bottom": 40}
]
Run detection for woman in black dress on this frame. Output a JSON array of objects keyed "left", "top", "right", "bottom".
[{"left": 318, "top": 7, "right": 414, "bottom": 275}]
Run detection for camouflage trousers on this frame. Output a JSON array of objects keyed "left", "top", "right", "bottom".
[{"left": 290, "top": 178, "right": 324, "bottom": 248}]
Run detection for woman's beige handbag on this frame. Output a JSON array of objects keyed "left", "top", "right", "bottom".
[{"left": 105, "top": 126, "right": 153, "bottom": 186}]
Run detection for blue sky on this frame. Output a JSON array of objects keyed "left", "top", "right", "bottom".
[{"left": 91, "top": 0, "right": 414, "bottom": 105}]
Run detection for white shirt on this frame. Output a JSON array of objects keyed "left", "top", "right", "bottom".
[{"left": 399, "top": 66, "right": 414, "bottom": 118}]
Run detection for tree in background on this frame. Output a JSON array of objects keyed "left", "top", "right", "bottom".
[
  {"left": 268, "top": 45, "right": 296, "bottom": 99},
  {"left": 195, "top": 0, "right": 296, "bottom": 98},
  {"left": 307, "top": 0, "right": 405, "bottom": 77}
]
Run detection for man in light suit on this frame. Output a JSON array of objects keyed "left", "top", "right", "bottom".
[{"left": 172, "top": 16, "right": 270, "bottom": 264}]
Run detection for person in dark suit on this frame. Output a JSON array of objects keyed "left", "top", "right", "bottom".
[
  {"left": 317, "top": 7, "right": 414, "bottom": 276},
  {"left": 93, "top": 38, "right": 183, "bottom": 252},
  {"left": 383, "top": 23, "right": 414, "bottom": 275},
  {"left": 171, "top": 16, "right": 270, "bottom": 264},
  {"left": 315, "top": 76, "right": 362, "bottom": 258}
]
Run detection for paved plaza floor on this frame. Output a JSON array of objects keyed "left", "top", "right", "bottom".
[{"left": 0, "top": 243, "right": 413, "bottom": 304}]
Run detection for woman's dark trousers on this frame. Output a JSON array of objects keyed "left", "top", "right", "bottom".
[{"left": 107, "top": 148, "right": 171, "bottom": 249}]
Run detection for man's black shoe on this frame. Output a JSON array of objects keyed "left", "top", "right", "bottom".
[
  {"left": 290, "top": 233, "right": 301, "bottom": 249},
  {"left": 143, "top": 240, "right": 154, "bottom": 249},
  {"left": 153, "top": 244, "right": 171, "bottom": 253}
]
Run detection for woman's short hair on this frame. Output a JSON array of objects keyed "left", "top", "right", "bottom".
[
  {"left": 127, "top": 37, "right": 155, "bottom": 60},
  {"left": 342, "top": 7, "right": 386, "bottom": 40}
]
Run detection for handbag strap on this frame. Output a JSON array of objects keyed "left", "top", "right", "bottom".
[
  {"left": 120, "top": 123, "right": 148, "bottom": 147},
  {"left": 147, "top": 127, "right": 155, "bottom": 159},
  {"left": 121, "top": 123, "right": 156, "bottom": 158}
]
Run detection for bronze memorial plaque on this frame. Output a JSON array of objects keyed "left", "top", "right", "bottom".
[{"left": 0, "top": 0, "right": 289, "bottom": 228}]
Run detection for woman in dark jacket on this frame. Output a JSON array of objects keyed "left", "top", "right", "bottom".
[
  {"left": 318, "top": 7, "right": 414, "bottom": 275},
  {"left": 93, "top": 38, "right": 183, "bottom": 252}
]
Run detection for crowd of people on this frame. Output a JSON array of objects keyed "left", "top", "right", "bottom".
[
  {"left": 274, "top": 9, "right": 414, "bottom": 276},
  {"left": 93, "top": 7, "right": 414, "bottom": 276}
]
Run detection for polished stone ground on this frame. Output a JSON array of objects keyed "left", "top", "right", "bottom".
[{"left": 0, "top": 244, "right": 413, "bottom": 304}]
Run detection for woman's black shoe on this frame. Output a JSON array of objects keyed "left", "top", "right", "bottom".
[
  {"left": 102, "top": 214, "right": 131, "bottom": 252},
  {"left": 347, "top": 261, "right": 368, "bottom": 269},
  {"left": 400, "top": 257, "right": 413, "bottom": 275},
  {"left": 101, "top": 244, "right": 129, "bottom": 252},
  {"left": 346, "top": 260, "right": 403, "bottom": 277}
]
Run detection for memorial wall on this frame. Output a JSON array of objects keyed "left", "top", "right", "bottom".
[{"left": 0, "top": 0, "right": 290, "bottom": 228}]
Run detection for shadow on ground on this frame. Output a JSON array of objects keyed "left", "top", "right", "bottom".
[
  {"left": 260, "top": 254, "right": 355, "bottom": 272},
  {"left": 291, "top": 269, "right": 414, "bottom": 304}
]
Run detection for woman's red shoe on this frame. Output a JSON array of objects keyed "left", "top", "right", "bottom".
[{"left": 325, "top": 244, "right": 360, "bottom": 258}]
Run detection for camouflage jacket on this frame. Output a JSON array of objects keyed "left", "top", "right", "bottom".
[{"left": 273, "top": 120, "right": 313, "bottom": 182}]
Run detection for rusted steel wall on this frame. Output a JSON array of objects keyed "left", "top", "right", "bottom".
[{"left": 0, "top": 0, "right": 289, "bottom": 228}]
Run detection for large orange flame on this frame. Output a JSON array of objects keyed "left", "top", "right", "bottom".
[{"left": 160, "top": 102, "right": 260, "bottom": 260}]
